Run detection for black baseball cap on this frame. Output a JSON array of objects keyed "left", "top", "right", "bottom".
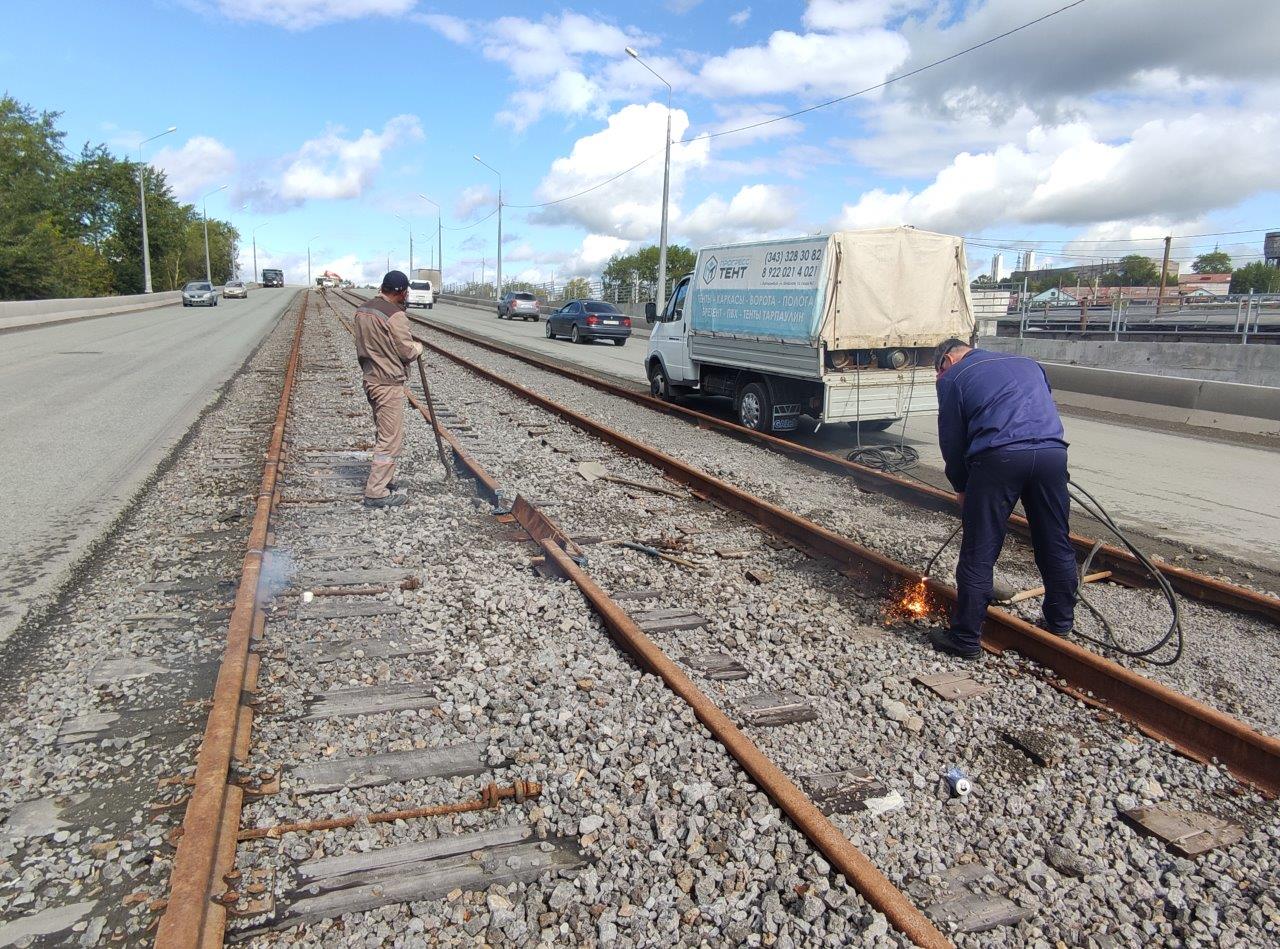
[{"left": 381, "top": 270, "right": 409, "bottom": 293}]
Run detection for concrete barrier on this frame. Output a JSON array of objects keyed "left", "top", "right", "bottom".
[
  {"left": 983, "top": 336, "right": 1280, "bottom": 387},
  {"left": 0, "top": 290, "right": 183, "bottom": 334}
]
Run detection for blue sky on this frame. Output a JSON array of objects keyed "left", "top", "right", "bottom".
[{"left": 5, "top": 0, "right": 1278, "bottom": 286}]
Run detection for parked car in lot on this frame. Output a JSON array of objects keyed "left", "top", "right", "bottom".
[
  {"left": 407, "top": 279, "right": 435, "bottom": 309},
  {"left": 181, "top": 281, "right": 218, "bottom": 307},
  {"left": 544, "top": 299, "right": 631, "bottom": 345},
  {"left": 223, "top": 280, "right": 247, "bottom": 299},
  {"left": 497, "top": 291, "right": 540, "bottom": 321}
]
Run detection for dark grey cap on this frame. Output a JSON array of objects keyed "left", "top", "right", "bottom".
[{"left": 381, "top": 270, "right": 409, "bottom": 292}]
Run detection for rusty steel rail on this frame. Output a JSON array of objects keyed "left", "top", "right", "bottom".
[
  {"left": 393, "top": 343, "right": 952, "bottom": 947},
  {"left": 157, "top": 292, "right": 308, "bottom": 948},
  {"left": 401, "top": 309, "right": 1280, "bottom": 627},
  {"left": 417, "top": 333, "right": 1280, "bottom": 796}
]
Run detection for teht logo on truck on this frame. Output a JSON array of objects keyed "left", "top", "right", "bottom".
[{"left": 701, "top": 255, "right": 750, "bottom": 284}]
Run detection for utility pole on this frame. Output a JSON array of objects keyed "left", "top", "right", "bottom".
[
  {"left": 626, "top": 47, "right": 673, "bottom": 313},
  {"left": 201, "top": 184, "right": 227, "bottom": 284},
  {"left": 473, "top": 156, "right": 502, "bottom": 297},
  {"left": 1156, "top": 234, "right": 1172, "bottom": 316},
  {"left": 251, "top": 222, "right": 268, "bottom": 283},
  {"left": 395, "top": 214, "right": 413, "bottom": 274},
  {"left": 418, "top": 194, "right": 442, "bottom": 275},
  {"left": 137, "top": 126, "right": 176, "bottom": 293},
  {"left": 307, "top": 234, "right": 320, "bottom": 286}
]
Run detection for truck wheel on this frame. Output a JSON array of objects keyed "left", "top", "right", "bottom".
[
  {"left": 648, "top": 362, "right": 672, "bottom": 400},
  {"left": 847, "top": 419, "right": 895, "bottom": 433},
  {"left": 738, "top": 382, "right": 772, "bottom": 433}
]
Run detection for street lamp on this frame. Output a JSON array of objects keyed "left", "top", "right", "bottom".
[
  {"left": 394, "top": 214, "right": 414, "bottom": 274},
  {"left": 251, "top": 222, "right": 269, "bottom": 284},
  {"left": 201, "top": 184, "right": 228, "bottom": 284},
  {"left": 473, "top": 155, "right": 502, "bottom": 297},
  {"left": 307, "top": 235, "right": 321, "bottom": 286},
  {"left": 231, "top": 203, "right": 248, "bottom": 278},
  {"left": 418, "top": 194, "right": 443, "bottom": 274},
  {"left": 137, "top": 125, "right": 176, "bottom": 293},
  {"left": 626, "top": 46, "right": 672, "bottom": 313}
]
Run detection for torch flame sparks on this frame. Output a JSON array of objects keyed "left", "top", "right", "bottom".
[{"left": 885, "top": 577, "right": 939, "bottom": 624}]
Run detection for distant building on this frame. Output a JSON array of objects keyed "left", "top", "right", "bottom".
[
  {"left": 1019, "top": 250, "right": 1037, "bottom": 273},
  {"left": 989, "top": 253, "right": 1005, "bottom": 281},
  {"left": 1010, "top": 257, "right": 1180, "bottom": 287},
  {"left": 1029, "top": 287, "right": 1078, "bottom": 305},
  {"left": 1179, "top": 273, "right": 1230, "bottom": 297},
  {"left": 1266, "top": 231, "right": 1280, "bottom": 268}
]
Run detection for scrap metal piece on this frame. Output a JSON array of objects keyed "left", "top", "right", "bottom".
[{"left": 1121, "top": 804, "right": 1245, "bottom": 857}]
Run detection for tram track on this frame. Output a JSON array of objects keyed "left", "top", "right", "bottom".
[{"left": 151, "top": 289, "right": 1278, "bottom": 947}]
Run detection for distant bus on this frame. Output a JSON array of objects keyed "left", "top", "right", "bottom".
[{"left": 262, "top": 269, "right": 284, "bottom": 287}]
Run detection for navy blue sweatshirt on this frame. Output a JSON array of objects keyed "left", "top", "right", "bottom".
[{"left": 936, "top": 349, "right": 1067, "bottom": 492}]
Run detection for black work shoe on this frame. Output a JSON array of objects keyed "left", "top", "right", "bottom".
[
  {"left": 1046, "top": 627, "right": 1073, "bottom": 639},
  {"left": 363, "top": 493, "right": 407, "bottom": 509},
  {"left": 386, "top": 481, "right": 401, "bottom": 493},
  {"left": 927, "top": 627, "right": 982, "bottom": 659}
]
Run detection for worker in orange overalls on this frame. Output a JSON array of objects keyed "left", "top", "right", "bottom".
[{"left": 352, "top": 271, "right": 423, "bottom": 509}]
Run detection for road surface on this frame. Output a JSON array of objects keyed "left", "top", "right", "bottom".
[{"left": 0, "top": 289, "right": 297, "bottom": 642}]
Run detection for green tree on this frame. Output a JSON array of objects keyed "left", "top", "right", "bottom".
[
  {"left": 1230, "top": 262, "right": 1280, "bottom": 294},
  {"left": 1192, "top": 250, "right": 1232, "bottom": 273},
  {"left": 601, "top": 244, "right": 696, "bottom": 300},
  {"left": 561, "top": 276, "right": 593, "bottom": 300},
  {"left": 0, "top": 94, "right": 239, "bottom": 299},
  {"left": 1117, "top": 254, "right": 1160, "bottom": 286}
]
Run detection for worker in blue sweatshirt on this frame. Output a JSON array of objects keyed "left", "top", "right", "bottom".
[{"left": 928, "top": 338, "right": 1078, "bottom": 658}]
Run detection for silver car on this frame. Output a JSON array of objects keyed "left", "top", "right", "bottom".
[
  {"left": 223, "top": 280, "right": 247, "bottom": 299},
  {"left": 182, "top": 281, "right": 218, "bottom": 307},
  {"left": 497, "top": 291, "right": 540, "bottom": 321}
]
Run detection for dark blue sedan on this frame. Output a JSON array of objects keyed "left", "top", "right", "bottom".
[{"left": 544, "top": 299, "right": 632, "bottom": 346}]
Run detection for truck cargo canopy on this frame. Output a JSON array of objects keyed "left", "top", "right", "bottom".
[{"left": 825, "top": 227, "right": 974, "bottom": 349}]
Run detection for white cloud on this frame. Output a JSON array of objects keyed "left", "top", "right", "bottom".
[
  {"left": 803, "top": 0, "right": 921, "bottom": 32},
  {"left": 200, "top": 0, "right": 415, "bottom": 30},
  {"left": 560, "top": 234, "right": 634, "bottom": 278},
  {"left": 454, "top": 185, "right": 496, "bottom": 220},
  {"left": 729, "top": 8, "right": 751, "bottom": 26},
  {"left": 531, "top": 103, "right": 710, "bottom": 240},
  {"left": 276, "top": 115, "right": 422, "bottom": 204},
  {"left": 697, "top": 22, "right": 908, "bottom": 98},
  {"left": 414, "top": 12, "right": 470, "bottom": 43},
  {"left": 422, "top": 11, "right": 691, "bottom": 131},
  {"left": 152, "top": 136, "right": 237, "bottom": 201},
  {"left": 836, "top": 113, "right": 1280, "bottom": 235},
  {"left": 682, "top": 184, "right": 798, "bottom": 246},
  {"left": 704, "top": 103, "right": 804, "bottom": 146}
]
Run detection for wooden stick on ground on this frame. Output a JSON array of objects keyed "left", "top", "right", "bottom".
[{"left": 1006, "top": 570, "right": 1112, "bottom": 604}]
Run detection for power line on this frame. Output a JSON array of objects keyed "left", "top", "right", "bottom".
[
  {"left": 442, "top": 206, "right": 499, "bottom": 230},
  {"left": 506, "top": 151, "right": 665, "bottom": 209},
  {"left": 687, "top": 0, "right": 1088, "bottom": 144}
]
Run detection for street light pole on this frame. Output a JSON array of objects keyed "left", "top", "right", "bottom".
[
  {"left": 626, "top": 47, "right": 672, "bottom": 313},
  {"left": 251, "top": 222, "right": 269, "bottom": 284},
  {"left": 137, "top": 126, "right": 176, "bottom": 293},
  {"left": 473, "top": 156, "right": 502, "bottom": 298},
  {"left": 201, "top": 184, "right": 228, "bottom": 284},
  {"left": 395, "top": 214, "right": 413, "bottom": 274},
  {"left": 307, "top": 234, "right": 321, "bottom": 286},
  {"left": 232, "top": 203, "right": 247, "bottom": 278},
  {"left": 418, "top": 194, "right": 442, "bottom": 274}
]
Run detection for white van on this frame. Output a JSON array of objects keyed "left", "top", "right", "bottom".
[{"left": 407, "top": 279, "right": 435, "bottom": 309}]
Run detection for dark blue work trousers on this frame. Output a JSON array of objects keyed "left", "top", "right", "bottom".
[{"left": 951, "top": 446, "right": 1077, "bottom": 650}]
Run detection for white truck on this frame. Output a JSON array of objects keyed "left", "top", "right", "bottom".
[
  {"left": 644, "top": 227, "right": 975, "bottom": 433},
  {"left": 409, "top": 268, "right": 440, "bottom": 309}
]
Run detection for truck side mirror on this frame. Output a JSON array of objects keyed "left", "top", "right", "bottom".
[{"left": 645, "top": 301, "right": 657, "bottom": 323}]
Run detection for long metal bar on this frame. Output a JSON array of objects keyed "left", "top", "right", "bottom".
[
  {"left": 405, "top": 313, "right": 1280, "bottom": 626},
  {"left": 421, "top": 334, "right": 1280, "bottom": 796},
  {"left": 415, "top": 355, "right": 451, "bottom": 478},
  {"left": 514, "top": 496, "right": 951, "bottom": 948},
  {"left": 157, "top": 291, "right": 308, "bottom": 947}
]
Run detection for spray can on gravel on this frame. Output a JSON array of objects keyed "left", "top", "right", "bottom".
[{"left": 943, "top": 766, "right": 971, "bottom": 798}]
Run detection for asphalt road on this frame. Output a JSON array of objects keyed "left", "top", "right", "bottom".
[
  {"left": 0, "top": 288, "right": 297, "bottom": 642},
  {"left": 417, "top": 300, "right": 1280, "bottom": 574}
]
